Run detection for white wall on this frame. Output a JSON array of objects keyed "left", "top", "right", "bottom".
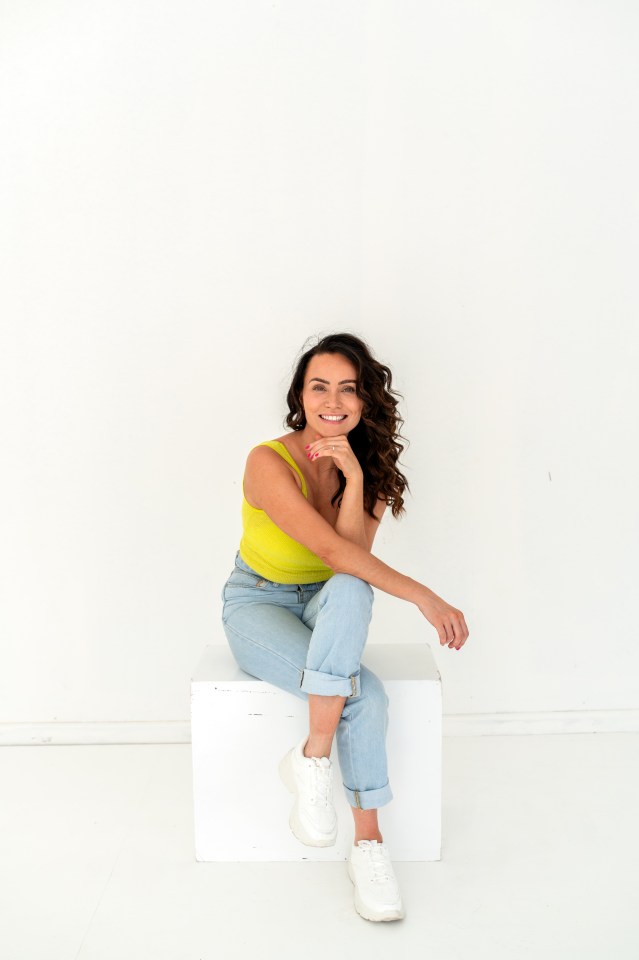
[{"left": 1, "top": 1, "right": 637, "bottom": 729}]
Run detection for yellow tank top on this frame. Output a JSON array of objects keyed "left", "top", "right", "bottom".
[{"left": 239, "top": 440, "right": 334, "bottom": 584}]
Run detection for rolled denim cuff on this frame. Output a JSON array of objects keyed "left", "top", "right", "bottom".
[
  {"left": 343, "top": 782, "right": 393, "bottom": 810},
  {"left": 300, "top": 667, "right": 361, "bottom": 699}
]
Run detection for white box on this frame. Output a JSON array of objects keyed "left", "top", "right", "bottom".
[{"left": 191, "top": 642, "right": 442, "bottom": 862}]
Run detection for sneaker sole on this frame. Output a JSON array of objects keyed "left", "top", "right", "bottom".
[
  {"left": 278, "top": 750, "right": 337, "bottom": 848},
  {"left": 347, "top": 862, "right": 405, "bottom": 922}
]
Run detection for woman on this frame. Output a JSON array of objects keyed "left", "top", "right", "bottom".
[{"left": 221, "top": 333, "right": 469, "bottom": 922}]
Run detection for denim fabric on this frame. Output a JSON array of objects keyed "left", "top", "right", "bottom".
[{"left": 221, "top": 553, "right": 393, "bottom": 810}]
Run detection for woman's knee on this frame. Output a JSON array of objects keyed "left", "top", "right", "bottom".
[{"left": 322, "top": 573, "right": 374, "bottom": 612}]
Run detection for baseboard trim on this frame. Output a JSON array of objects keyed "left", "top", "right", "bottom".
[
  {"left": 0, "top": 721, "right": 191, "bottom": 746},
  {"left": 443, "top": 709, "right": 639, "bottom": 737},
  {"left": 1, "top": 710, "right": 638, "bottom": 746}
]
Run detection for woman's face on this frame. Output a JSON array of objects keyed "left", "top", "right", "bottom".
[{"left": 301, "top": 352, "right": 364, "bottom": 436}]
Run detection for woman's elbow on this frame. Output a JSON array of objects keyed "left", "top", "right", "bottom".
[
  {"left": 317, "top": 536, "right": 361, "bottom": 574},
  {"left": 318, "top": 545, "right": 342, "bottom": 572}
]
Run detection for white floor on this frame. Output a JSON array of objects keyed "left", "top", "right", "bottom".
[{"left": 1, "top": 734, "right": 638, "bottom": 960}]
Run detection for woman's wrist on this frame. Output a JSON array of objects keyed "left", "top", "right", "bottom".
[
  {"left": 343, "top": 468, "right": 363, "bottom": 486},
  {"left": 401, "top": 577, "right": 434, "bottom": 608}
]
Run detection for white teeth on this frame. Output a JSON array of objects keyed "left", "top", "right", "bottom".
[{"left": 320, "top": 415, "right": 346, "bottom": 421}]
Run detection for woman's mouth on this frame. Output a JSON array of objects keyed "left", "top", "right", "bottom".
[{"left": 319, "top": 415, "right": 347, "bottom": 422}]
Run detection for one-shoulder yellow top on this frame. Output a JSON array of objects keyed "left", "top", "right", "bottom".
[{"left": 239, "top": 440, "right": 334, "bottom": 584}]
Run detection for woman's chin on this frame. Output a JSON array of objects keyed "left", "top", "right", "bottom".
[{"left": 315, "top": 417, "right": 349, "bottom": 433}]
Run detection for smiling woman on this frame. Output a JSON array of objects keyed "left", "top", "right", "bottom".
[
  {"left": 220, "top": 332, "right": 469, "bottom": 923},
  {"left": 284, "top": 334, "right": 409, "bottom": 521}
]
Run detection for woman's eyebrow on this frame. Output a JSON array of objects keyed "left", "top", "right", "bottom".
[{"left": 309, "top": 377, "right": 357, "bottom": 384}]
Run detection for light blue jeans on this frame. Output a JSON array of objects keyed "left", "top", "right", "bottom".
[{"left": 221, "top": 553, "right": 393, "bottom": 810}]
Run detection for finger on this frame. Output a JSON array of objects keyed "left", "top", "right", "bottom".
[
  {"left": 451, "top": 615, "right": 469, "bottom": 650},
  {"left": 304, "top": 435, "right": 327, "bottom": 456},
  {"left": 304, "top": 441, "right": 321, "bottom": 458},
  {"left": 447, "top": 617, "right": 462, "bottom": 648},
  {"left": 308, "top": 445, "right": 337, "bottom": 461},
  {"left": 306, "top": 434, "right": 349, "bottom": 453},
  {"left": 305, "top": 442, "right": 331, "bottom": 460},
  {"left": 309, "top": 442, "right": 344, "bottom": 461},
  {"left": 455, "top": 613, "right": 469, "bottom": 649}
]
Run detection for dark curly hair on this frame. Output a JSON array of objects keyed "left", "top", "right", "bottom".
[{"left": 285, "top": 333, "right": 409, "bottom": 518}]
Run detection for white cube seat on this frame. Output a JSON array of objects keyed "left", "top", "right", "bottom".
[{"left": 191, "top": 642, "right": 442, "bottom": 862}]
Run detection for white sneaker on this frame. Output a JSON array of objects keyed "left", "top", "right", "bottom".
[
  {"left": 278, "top": 736, "right": 338, "bottom": 847},
  {"left": 348, "top": 840, "right": 405, "bottom": 921}
]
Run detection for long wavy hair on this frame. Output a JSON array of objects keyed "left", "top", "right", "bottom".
[{"left": 285, "top": 333, "right": 409, "bottom": 518}]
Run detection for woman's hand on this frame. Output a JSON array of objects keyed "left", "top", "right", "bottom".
[
  {"left": 416, "top": 587, "right": 469, "bottom": 651},
  {"left": 305, "top": 434, "right": 363, "bottom": 482}
]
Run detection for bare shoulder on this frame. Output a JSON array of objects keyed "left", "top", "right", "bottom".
[
  {"left": 244, "top": 442, "right": 302, "bottom": 509},
  {"left": 246, "top": 443, "right": 280, "bottom": 465},
  {"left": 245, "top": 441, "right": 297, "bottom": 473},
  {"left": 245, "top": 443, "right": 292, "bottom": 481}
]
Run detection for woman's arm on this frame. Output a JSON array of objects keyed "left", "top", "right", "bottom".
[
  {"left": 304, "top": 433, "right": 385, "bottom": 551},
  {"left": 244, "top": 446, "right": 469, "bottom": 650},
  {"left": 336, "top": 479, "right": 387, "bottom": 551},
  {"left": 334, "top": 470, "right": 367, "bottom": 548}
]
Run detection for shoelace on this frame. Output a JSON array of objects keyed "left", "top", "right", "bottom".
[
  {"left": 359, "top": 842, "right": 393, "bottom": 883},
  {"left": 308, "top": 757, "right": 333, "bottom": 806}
]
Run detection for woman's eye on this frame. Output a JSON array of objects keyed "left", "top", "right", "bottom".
[{"left": 309, "top": 384, "right": 356, "bottom": 393}]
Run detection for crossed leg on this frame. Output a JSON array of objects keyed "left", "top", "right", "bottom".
[
  {"left": 223, "top": 575, "right": 392, "bottom": 839},
  {"left": 306, "top": 693, "right": 383, "bottom": 843}
]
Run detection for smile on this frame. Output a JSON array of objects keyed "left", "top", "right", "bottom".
[{"left": 319, "top": 415, "right": 347, "bottom": 422}]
